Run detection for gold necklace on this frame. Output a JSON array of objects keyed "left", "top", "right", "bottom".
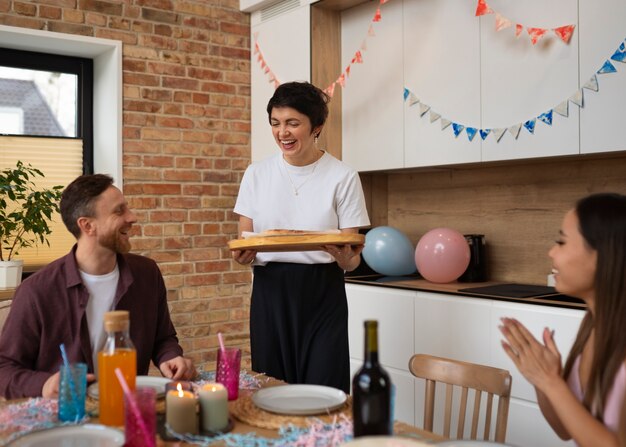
[{"left": 282, "top": 157, "right": 320, "bottom": 196}]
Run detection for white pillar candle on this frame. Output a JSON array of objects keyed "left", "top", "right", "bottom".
[
  {"left": 165, "top": 383, "right": 198, "bottom": 435},
  {"left": 198, "top": 383, "right": 229, "bottom": 432}
]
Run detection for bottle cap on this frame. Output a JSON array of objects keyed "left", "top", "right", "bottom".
[{"left": 103, "top": 310, "right": 130, "bottom": 332}]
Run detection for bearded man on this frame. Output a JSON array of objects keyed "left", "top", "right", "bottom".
[{"left": 0, "top": 174, "right": 195, "bottom": 399}]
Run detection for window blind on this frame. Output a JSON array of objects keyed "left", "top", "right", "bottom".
[{"left": 0, "top": 136, "right": 83, "bottom": 270}]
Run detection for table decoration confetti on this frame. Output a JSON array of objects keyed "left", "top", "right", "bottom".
[{"left": 0, "top": 398, "right": 85, "bottom": 445}]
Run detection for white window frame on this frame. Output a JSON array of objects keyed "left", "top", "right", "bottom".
[{"left": 0, "top": 25, "right": 123, "bottom": 188}]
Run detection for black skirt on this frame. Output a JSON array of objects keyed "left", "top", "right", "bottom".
[{"left": 250, "top": 262, "right": 350, "bottom": 393}]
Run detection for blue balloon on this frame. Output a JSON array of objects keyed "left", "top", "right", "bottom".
[{"left": 362, "top": 226, "right": 417, "bottom": 276}]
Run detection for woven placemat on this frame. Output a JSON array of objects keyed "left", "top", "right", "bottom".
[{"left": 230, "top": 393, "right": 352, "bottom": 429}]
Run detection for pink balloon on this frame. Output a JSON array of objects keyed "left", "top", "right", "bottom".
[{"left": 415, "top": 228, "right": 470, "bottom": 283}]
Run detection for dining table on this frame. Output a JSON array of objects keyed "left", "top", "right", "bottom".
[{"left": 0, "top": 372, "right": 445, "bottom": 446}]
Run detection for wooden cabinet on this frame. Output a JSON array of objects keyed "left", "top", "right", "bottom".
[
  {"left": 347, "top": 283, "right": 586, "bottom": 446},
  {"left": 249, "top": 3, "right": 311, "bottom": 162}
]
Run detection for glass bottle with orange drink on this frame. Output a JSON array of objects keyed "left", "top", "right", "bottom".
[{"left": 98, "top": 310, "right": 136, "bottom": 426}]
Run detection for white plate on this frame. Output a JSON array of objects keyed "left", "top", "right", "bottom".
[
  {"left": 88, "top": 375, "right": 171, "bottom": 399},
  {"left": 8, "top": 424, "right": 124, "bottom": 446},
  {"left": 341, "top": 436, "right": 430, "bottom": 446},
  {"left": 252, "top": 384, "right": 347, "bottom": 415},
  {"left": 436, "top": 441, "right": 513, "bottom": 446}
]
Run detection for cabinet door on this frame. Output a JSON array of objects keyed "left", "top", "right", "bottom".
[
  {"left": 490, "top": 301, "right": 585, "bottom": 401},
  {"left": 250, "top": 5, "right": 311, "bottom": 162},
  {"left": 346, "top": 284, "right": 415, "bottom": 371},
  {"left": 507, "top": 398, "right": 575, "bottom": 447},
  {"left": 579, "top": 0, "right": 626, "bottom": 154},
  {"left": 480, "top": 0, "right": 579, "bottom": 161},
  {"left": 403, "top": 0, "right": 482, "bottom": 168},
  {"left": 414, "top": 292, "right": 492, "bottom": 366},
  {"left": 341, "top": 0, "right": 404, "bottom": 172}
]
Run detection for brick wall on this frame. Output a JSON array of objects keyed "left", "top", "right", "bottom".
[{"left": 0, "top": 0, "right": 253, "bottom": 373}]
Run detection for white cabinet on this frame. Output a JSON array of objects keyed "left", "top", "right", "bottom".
[
  {"left": 347, "top": 283, "right": 586, "bottom": 446},
  {"left": 346, "top": 284, "right": 415, "bottom": 424},
  {"left": 579, "top": 0, "right": 626, "bottom": 155},
  {"left": 489, "top": 301, "right": 585, "bottom": 402},
  {"left": 340, "top": 0, "right": 626, "bottom": 170},
  {"left": 250, "top": 3, "right": 311, "bottom": 162},
  {"left": 480, "top": 0, "right": 580, "bottom": 161},
  {"left": 414, "top": 292, "right": 492, "bottom": 366},
  {"left": 403, "top": 0, "right": 481, "bottom": 168},
  {"left": 341, "top": 0, "right": 404, "bottom": 172}
]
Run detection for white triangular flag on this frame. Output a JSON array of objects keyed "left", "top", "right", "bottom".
[
  {"left": 569, "top": 90, "right": 584, "bottom": 107},
  {"left": 492, "top": 128, "right": 507, "bottom": 142},
  {"left": 408, "top": 92, "right": 420, "bottom": 106},
  {"left": 429, "top": 111, "right": 441, "bottom": 123},
  {"left": 554, "top": 100, "right": 569, "bottom": 117},
  {"left": 508, "top": 123, "right": 522, "bottom": 139},
  {"left": 583, "top": 75, "right": 599, "bottom": 92},
  {"left": 441, "top": 118, "right": 451, "bottom": 130},
  {"left": 419, "top": 103, "right": 430, "bottom": 117}
]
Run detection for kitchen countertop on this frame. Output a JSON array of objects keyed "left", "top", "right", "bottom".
[{"left": 345, "top": 274, "right": 586, "bottom": 310}]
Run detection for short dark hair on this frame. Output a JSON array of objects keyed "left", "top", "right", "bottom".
[
  {"left": 266, "top": 81, "right": 330, "bottom": 133},
  {"left": 60, "top": 174, "right": 114, "bottom": 238}
]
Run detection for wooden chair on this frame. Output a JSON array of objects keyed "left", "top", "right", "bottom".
[{"left": 409, "top": 353, "right": 512, "bottom": 443}]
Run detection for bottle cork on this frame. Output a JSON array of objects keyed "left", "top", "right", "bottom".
[{"left": 103, "top": 310, "right": 130, "bottom": 332}]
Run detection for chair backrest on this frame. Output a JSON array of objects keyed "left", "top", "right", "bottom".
[{"left": 409, "top": 353, "right": 512, "bottom": 443}]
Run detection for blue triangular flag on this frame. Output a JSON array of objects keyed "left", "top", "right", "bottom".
[
  {"left": 479, "top": 129, "right": 491, "bottom": 140},
  {"left": 538, "top": 110, "right": 553, "bottom": 126},
  {"left": 403, "top": 87, "right": 410, "bottom": 100},
  {"left": 611, "top": 47, "right": 626, "bottom": 63},
  {"left": 597, "top": 60, "right": 617, "bottom": 74},
  {"left": 524, "top": 119, "right": 536, "bottom": 134},
  {"left": 466, "top": 127, "right": 477, "bottom": 141},
  {"left": 452, "top": 123, "right": 464, "bottom": 138}
]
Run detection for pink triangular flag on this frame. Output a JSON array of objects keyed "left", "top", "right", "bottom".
[
  {"left": 253, "top": 43, "right": 260, "bottom": 54},
  {"left": 372, "top": 7, "right": 381, "bottom": 22},
  {"left": 527, "top": 27, "right": 548, "bottom": 45},
  {"left": 495, "top": 13, "right": 512, "bottom": 32},
  {"left": 345, "top": 65, "right": 351, "bottom": 77},
  {"left": 325, "top": 83, "right": 336, "bottom": 98},
  {"left": 380, "top": 0, "right": 389, "bottom": 4},
  {"left": 515, "top": 24, "right": 523, "bottom": 37},
  {"left": 368, "top": 25, "right": 375, "bottom": 37},
  {"left": 354, "top": 50, "right": 363, "bottom": 63},
  {"left": 263, "top": 66, "right": 270, "bottom": 74},
  {"left": 475, "top": 0, "right": 493, "bottom": 16},
  {"left": 337, "top": 73, "right": 346, "bottom": 88},
  {"left": 554, "top": 25, "right": 575, "bottom": 43}
]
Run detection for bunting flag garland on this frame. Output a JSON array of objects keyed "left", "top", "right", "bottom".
[
  {"left": 252, "top": 0, "right": 391, "bottom": 96},
  {"left": 476, "top": 0, "right": 576, "bottom": 45},
  {"left": 404, "top": 37, "right": 626, "bottom": 143}
]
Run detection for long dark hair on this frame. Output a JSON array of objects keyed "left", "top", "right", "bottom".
[{"left": 562, "top": 192, "right": 626, "bottom": 421}]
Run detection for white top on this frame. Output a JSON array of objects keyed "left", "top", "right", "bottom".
[
  {"left": 234, "top": 152, "right": 370, "bottom": 265},
  {"left": 80, "top": 266, "right": 119, "bottom": 372}
]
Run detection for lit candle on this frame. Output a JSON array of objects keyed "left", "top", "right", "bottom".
[
  {"left": 165, "top": 383, "right": 198, "bottom": 435},
  {"left": 198, "top": 383, "right": 229, "bottom": 432}
]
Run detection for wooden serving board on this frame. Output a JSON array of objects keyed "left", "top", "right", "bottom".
[{"left": 228, "top": 233, "right": 365, "bottom": 252}]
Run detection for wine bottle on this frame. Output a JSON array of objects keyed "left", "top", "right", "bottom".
[{"left": 352, "top": 320, "right": 392, "bottom": 437}]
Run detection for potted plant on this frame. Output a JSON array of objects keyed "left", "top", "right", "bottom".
[{"left": 0, "top": 161, "right": 64, "bottom": 288}]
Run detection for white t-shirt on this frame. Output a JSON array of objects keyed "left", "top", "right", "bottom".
[
  {"left": 234, "top": 152, "right": 370, "bottom": 265},
  {"left": 80, "top": 266, "right": 119, "bottom": 372}
]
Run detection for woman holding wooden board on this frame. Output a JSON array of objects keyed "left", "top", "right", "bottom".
[{"left": 232, "top": 81, "right": 370, "bottom": 393}]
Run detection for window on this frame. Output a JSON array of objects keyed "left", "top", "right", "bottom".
[{"left": 0, "top": 48, "right": 94, "bottom": 270}]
